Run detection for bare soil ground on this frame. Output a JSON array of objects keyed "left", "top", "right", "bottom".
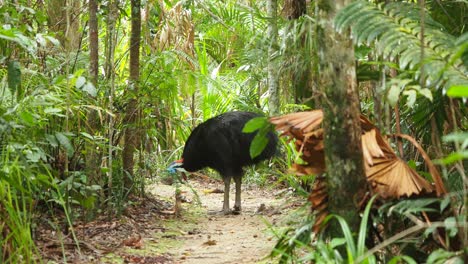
[
  {"left": 36, "top": 176, "right": 299, "bottom": 263},
  {"left": 149, "top": 177, "right": 297, "bottom": 264}
]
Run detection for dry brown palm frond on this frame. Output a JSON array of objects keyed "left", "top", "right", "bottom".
[
  {"left": 271, "top": 110, "right": 443, "bottom": 233},
  {"left": 392, "top": 134, "right": 446, "bottom": 196},
  {"left": 270, "top": 110, "right": 437, "bottom": 200},
  {"left": 307, "top": 176, "right": 328, "bottom": 233},
  {"left": 366, "top": 157, "right": 433, "bottom": 198}
]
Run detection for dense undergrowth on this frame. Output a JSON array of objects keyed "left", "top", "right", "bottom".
[{"left": 1, "top": 0, "right": 467, "bottom": 263}]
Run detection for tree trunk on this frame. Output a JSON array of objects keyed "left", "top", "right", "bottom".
[
  {"left": 317, "top": 0, "right": 367, "bottom": 235},
  {"left": 105, "top": 0, "right": 119, "bottom": 199},
  {"left": 267, "top": 0, "right": 279, "bottom": 115},
  {"left": 122, "top": 0, "right": 141, "bottom": 192},
  {"left": 46, "top": 0, "right": 81, "bottom": 51},
  {"left": 282, "top": 0, "right": 314, "bottom": 107},
  {"left": 282, "top": 0, "right": 306, "bottom": 20},
  {"left": 85, "top": 0, "right": 101, "bottom": 185}
]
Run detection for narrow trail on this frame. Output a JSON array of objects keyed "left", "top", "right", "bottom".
[{"left": 148, "top": 177, "right": 297, "bottom": 264}]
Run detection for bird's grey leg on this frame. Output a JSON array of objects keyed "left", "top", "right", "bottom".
[
  {"left": 233, "top": 176, "right": 241, "bottom": 212},
  {"left": 223, "top": 177, "right": 231, "bottom": 214}
]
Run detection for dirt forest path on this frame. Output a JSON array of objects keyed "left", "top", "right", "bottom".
[{"left": 147, "top": 177, "right": 298, "bottom": 264}]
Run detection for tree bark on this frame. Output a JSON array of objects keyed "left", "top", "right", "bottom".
[
  {"left": 282, "top": 0, "right": 314, "bottom": 107},
  {"left": 105, "top": 0, "right": 119, "bottom": 199},
  {"left": 317, "top": 0, "right": 366, "bottom": 235},
  {"left": 46, "top": 0, "right": 81, "bottom": 51},
  {"left": 85, "top": 0, "right": 102, "bottom": 185},
  {"left": 122, "top": 0, "right": 141, "bottom": 191},
  {"left": 267, "top": 0, "right": 280, "bottom": 115}
]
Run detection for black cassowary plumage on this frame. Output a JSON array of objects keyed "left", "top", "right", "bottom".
[{"left": 181, "top": 111, "right": 277, "bottom": 213}]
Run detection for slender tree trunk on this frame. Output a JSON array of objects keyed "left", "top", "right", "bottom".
[
  {"left": 105, "top": 0, "right": 119, "bottom": 201},
  {"left": 267, "top": 0, "right": 279, "bottom": 115},
  {"left": 317, "top": 0, "right": 366, "bottom": 235},
  {"left": 283, "top": 0, "right": 313, "bottom": 106},
  {"left": 85, "top": 0, "right": 101, "bottom": 185},
  {"left": 122, "top": 0, "right": 141, "bottom": 191}
]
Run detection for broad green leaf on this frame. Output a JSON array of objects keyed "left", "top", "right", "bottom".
[
  {"left": 435, "top": 151, "right": 468, "bottom": 165},
  {"left": 426, "top": 249, "right": 457, "bottom": 264},
  {"left": 26, "top": 150, "right": 41, "bottom": 163},
  {"left": 242, "top": 117, "right": 267, "bottom": 133},
  {"left": 80, "top": 132, "right": 94, "bottom": 140},
  {"left": 402, "top": 90, "right": 416, "bottom": 108},
  {"left": 444, "top": 217, "right": 458, "bottom": 237},
  {"left": 386, "top": 84, "right": 400, "bottom": 106},
  {"left": 249, "top": 131, "right": 268, "bottom": 159},
  {"left": 418, "top": 88, "right": 433, "bottom": 101},
  {"left": 443, "top": 132, "right": 468, "bottom": 149},
  {"left": 75, "top": 76, "right": 86, "bottom": 89},
  {"left": 19, "top": 111, "right": 35, "bottom": 125},
  {"left": 82, "top": 82, "right": 97, "bottom": 97},
  {"left": 440, "top": 196, "right": 451, "bottom": 212},
  {"left": 45, "top": 134, "right": 59, "bottom": 147},
  {"left": 55, "top": 132, "right": 74, "bottom": 156},
  {"left": 447, "top": 85, "right": 468, "bottom": 98}
]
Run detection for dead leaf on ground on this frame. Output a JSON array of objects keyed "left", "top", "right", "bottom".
[
  {"left": 203, "top": 188, "right": 224, "bottom": 194},
  {"left": 203, "top": 239, "right": 217, "bottom": 246},
  {"left": 122, "top": 234, "right": 143, "bottom": 249}
]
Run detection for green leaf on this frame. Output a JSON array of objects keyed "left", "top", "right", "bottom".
[
  {"left": 418, "top": 88, "right": 433, "bottom": 101},
  {"left": 440, "top": 196, "right": 451, "bottom": 212},
  {"left": 44, "top": 107, "right": 63, "bottom": 114},
  {"left": 444, "top": 217, "right": 458, "bottom": 237},
  {"left": 443, "top": 132, "right": 468, "bottom": 143},
  {"left": 447, "top": 85, "right": 468, "bottom": 98},
  {"left": 55, "top": 132, "right": 74, "bottom": 156},
  {"left": 80, "top": 132, "right": 94, "bottom": 140},
  {"left": 386, "top": 84, "right": 400, "bottom": 106},
  {"left": 426, "top": 249, "right": 457, "bottom": 264},
  {"left": 388, "top": 256, "right": 417, "bottom": 264},
  {"left": 82, "top": 82, "right": 97, "bottom": 97},
  {"left": 19, "top": 111, "right": 35, "bottom": 125},
  {"left": 75, "top": 76, "right": 86, "bottom": 89},
  {"left": 357, "top": 196, "right": 377, "bottom": 258},
  {"left": 26, "top": 150, "right": 41, "bottom": 163},
  {"left": 45, "top": 134, "right": 59, "bottom": 147},
  {"left": 242, "top": 117, "right": 267, "bottom": 133},
  {"left": 249, "top": 131, "right": 268, "bottom": 159},
  {"left": 435, "top": 151, "right": 468, "bottom": 165},
  {"left": 402, "top": 90, "right": 416, "bottom": 108}
]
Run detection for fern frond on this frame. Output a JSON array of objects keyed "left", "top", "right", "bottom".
[{"left": 336, "top": 1, "right": 468, "bottom": 91}]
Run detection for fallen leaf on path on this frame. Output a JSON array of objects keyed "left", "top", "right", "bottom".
[
  {"left": 203, "top": 239, "right": 217, "bottom": 246},
  {"left": 122, "top": 234, "right": 143, "bottom": 249},
  {"left": 203, "top": 188, "right": 224, "bottom": 194}
]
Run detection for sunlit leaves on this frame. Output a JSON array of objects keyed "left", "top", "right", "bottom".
[
  {"left": 386, "top": 79, "right": 433, "bottom": 107},
  {"left": 446, "top": 85, "right": 468, "bottom": 98}
]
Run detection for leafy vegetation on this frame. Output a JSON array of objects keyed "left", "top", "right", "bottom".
[{"left": 0, "top": 0, "right": 466, "bottom": 263}]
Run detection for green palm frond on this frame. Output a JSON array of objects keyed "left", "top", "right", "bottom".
[{"left": 335, "top": 1, "right": 468, "bottom": 91}]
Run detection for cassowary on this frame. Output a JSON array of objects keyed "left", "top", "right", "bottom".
[{"left": 169, "top": 111, "right": 278, "bottom": 214}]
